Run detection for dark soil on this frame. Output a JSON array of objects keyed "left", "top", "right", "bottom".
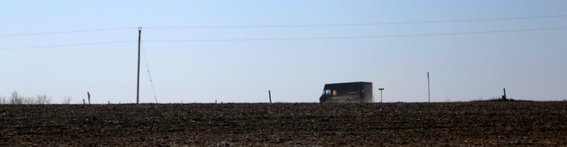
[{"left": 1, "top": 102, "right": 567, "bottom": 146}]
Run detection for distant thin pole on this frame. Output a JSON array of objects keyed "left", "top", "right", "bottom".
[
  {"left": 137, "top": 27, "right": 142, "bottom": 104},
  {"left": 380, "top": 90, "right": 383, "bottom": 103},
  {"left": 87, "top": 91, "right": 91, "bottom": 104},
  {"left": 427, "top": 72, "right": 431, "bottom": 102},
  {"left": 377, "top": 88, "right": 384, "bottom": 103},
  {"left": 502, "top": 88, "right": 507, "bottom": 100},
  {"left": 268, "top": 90, "right": 272, "bottom": 103}
]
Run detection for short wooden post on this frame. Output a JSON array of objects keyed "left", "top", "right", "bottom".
[
  {"left": 87, "top": 91, "right": 91, "bottom": 104},
  {"left": 268, "top": 90, "right": 272, "bottom": 103}
]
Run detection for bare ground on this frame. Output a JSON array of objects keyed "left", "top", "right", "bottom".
[{"left": 1, "top": 102, "right": 567, "bottom": 146}]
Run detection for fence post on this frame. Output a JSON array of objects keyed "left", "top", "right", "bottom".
[{"left": 268, "top": 90, "right": 272, "bottom": 103}]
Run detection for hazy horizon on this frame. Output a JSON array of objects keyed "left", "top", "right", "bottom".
[{"left": 1, "top": 1, "right": 566, "bottom": 103}]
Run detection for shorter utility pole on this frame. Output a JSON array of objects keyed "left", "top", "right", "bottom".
[
  {"left": 378, "top": 88, "right": 385, "bottom": 103},
  {"left": 427, "top": 72, "right": 431, "bottom": 103},
  {"left": 268, "top": 90, "right": 272, "bottom": 103},
  {"left": 502, "top": 88, "right": 507, "bottom": 100}
]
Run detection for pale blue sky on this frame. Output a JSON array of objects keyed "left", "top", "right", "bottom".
[{"left": 1, "top": 0, "right": 566, "bottom": 103}]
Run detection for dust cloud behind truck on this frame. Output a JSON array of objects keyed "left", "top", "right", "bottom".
[{"left": 319, "top": 82, "right": 373, "bottom": 103}]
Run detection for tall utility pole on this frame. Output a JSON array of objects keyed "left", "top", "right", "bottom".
[
  {"left": 137, "top": 27, "right": 142, "bottom": 104},
  {"left": 427, "top": 72, "right": 431, "bottom": 103}
]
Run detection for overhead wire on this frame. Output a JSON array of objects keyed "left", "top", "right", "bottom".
[
  {"left": 0, "top": 41, "right": 134, "bottom": 50},
  {"left": 144, "top": 27, "right": 567, "bottom": 42},
  {"left": 0, "top": 27, "right": 133, "bottom": 37},
  {"left": 1, "top": 27, "right": 565, "bottom": 50},
  {"left": 1, "top": 14, "right": 566, "bottom": 37},
  {"left": 143, "top": 14, "right": 567, "bottom": 29},
  {"left": 2, "top": 14, "right": 567, "bottom": 50}
]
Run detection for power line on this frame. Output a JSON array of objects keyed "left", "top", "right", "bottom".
[
  {"left": 144, "top": 14, "right": 567, "bottom": 29},
  {"left": 1, "top": 14, "right": 566, "bottom": 37},
  {"left": 0, "top": 41, "right": 134, "bottom": 50},
  {"left": 144, "top": 27, "right": 567, "bottom": 42},
  {"left": 1, "top": 26, "right": 565, "bottom": 50},
  {"left": 0, "top": 27, "right": 133, "bottom": 37}
]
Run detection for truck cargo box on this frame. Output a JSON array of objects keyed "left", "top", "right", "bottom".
[{"left": 319, "top": 82, "right": 373, "bottom": 103}]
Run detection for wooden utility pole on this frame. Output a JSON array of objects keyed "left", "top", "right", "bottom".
[{"left": 137, "top": 27, "right": 142, "bottom": 104}]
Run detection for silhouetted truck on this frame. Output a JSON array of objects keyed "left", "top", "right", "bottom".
[{"left": 319, "top": 82, "right": 373, "bottom": 103}]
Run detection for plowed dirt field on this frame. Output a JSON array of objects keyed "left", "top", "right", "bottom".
[{"left": 1, "top": 102, "right": 567, "bottom": 146}]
